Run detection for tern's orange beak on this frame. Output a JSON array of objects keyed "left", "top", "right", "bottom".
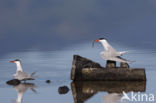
[
  {"left": 94, "top": 40, "right": 99, "bottom": 42},
  {"left": 10, "top": 60, "right": 15, "bottom": 63},
  {"left": 92, "top": 39, "right": 100, "bottom": 47}
]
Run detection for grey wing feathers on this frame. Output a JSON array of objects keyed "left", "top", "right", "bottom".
[
  {"left": 14, "top": 71, "right": 28, "bottom": 80},
  {"left": 107, "top": 45, "right": 117, "bottom": 52},
  {"left": 116, "top": 56, "right": 128, "bottom": 61},
  {"left": 14, "top": 71, "right": 35, "bottom": 81},
  {"left": 17, "top": 71, "right": 28, "bottom": 77},
  {"left": 116, "top": 56, "right": 135, "bottom": 63},
  {"left": 30, "top": 72, "right": 36, "bottom": 76}
]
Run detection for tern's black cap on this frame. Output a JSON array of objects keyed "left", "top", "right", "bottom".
[
  {"left": 14, "top": 59, "right": 21, "bottom": 61},
  {"left": 99, "top": 38, "right": 107, "bottom": 40}
]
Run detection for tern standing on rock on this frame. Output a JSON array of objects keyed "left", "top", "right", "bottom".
[
  {"left": 93, "top": 38, "right": 133, "bottom": 63},
  {"left": 10, "top": 59, "right": 36, "bottom": 81}
]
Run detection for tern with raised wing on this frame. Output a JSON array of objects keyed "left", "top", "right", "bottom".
[
  {"left": 10, "top": 59, "right": 35, "bottom": 81},
  {"left": 93, "top": 38, "right": 133, "bottom": 63}
]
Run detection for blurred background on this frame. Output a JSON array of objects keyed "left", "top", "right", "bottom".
[{"left": 0, "top": 0, "right": 156, "bottom": 56}]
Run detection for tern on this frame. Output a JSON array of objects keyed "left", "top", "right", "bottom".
[
  {"left": 10, "top": 59, "right": 35, "bottom": 81},
  {"left": 93, "top": 38, "right": 133, "bottom": 63}
]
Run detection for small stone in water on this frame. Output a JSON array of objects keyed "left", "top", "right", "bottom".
[
  {"left": 46, "top": 80, "right": 51, "bottom": 83},
  {"left": 58, "top": 86, "right": 69, "bottom": 94}
]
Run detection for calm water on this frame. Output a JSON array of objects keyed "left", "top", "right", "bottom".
[{"left": 0, "top": 42, "right": 156, "bottom": 103}]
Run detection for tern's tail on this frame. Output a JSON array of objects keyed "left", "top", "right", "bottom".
[
  {"left": 29, "top": 72, "right": 36, "bottom": 79},
  {"left": 116, "top": 56, "right": 135, "bottom": 63},
  {"left": 122, "top": 59, "right": 135, "bottom": 63},
  {"left": 119, "top": 51, "right": 128, "bottom": 55},
  {"left": 127, "top": 60, "right": 136, "bottom": 63},
  {"left": 30, "top": 72, "right": 36, "bottom": 76}
]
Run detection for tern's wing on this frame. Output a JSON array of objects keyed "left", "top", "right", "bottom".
[
  {"left": 103, "top": 42, "right": 117, "bottom": 52},
  {"left": 14, "top": 71, "right": 29, "bottom": 80},
  {"left": 100, "top": 52, "right": 134, "bottom": 63},
  {"left": 113, "top": 56, "right": 133, "bottom": 63},
  {"left": 103, "top": 44, "right": 120, "bottom": 56},
  {"left": 101, "top": 51, "right": 119, "bottom": 59},
  {"left": 107, "top": 45, "right": 117, "bottom": 52},
  {"left": 18, "top": 72, "right": 28, "bottom": 78}
]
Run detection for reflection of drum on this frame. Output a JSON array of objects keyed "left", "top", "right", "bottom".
[{"left": 71, "top": 81, "right": 146, "bottom": 103}]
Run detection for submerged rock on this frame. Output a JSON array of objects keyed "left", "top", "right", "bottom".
[
  {"left": 6, "top": 79, "right": 21, "bottom": 86},
  {"left": 58, "top": 86, "right": 70, "bottom": 94}
]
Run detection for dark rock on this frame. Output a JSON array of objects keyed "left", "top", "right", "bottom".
[
  {"left": 71, "top": 55, "right": 146, "bottom": 81},
  {"left": 58, "top": 86, "right": 70, "bottom": 94},
  {"left": 46, "top": 80, "right": 51, "bottom": 83},
  {"left": 6, "top": 79, "right": 21, "bottom": 86},
  {"left": 106, "top": 60, "right": 116, "bottom": 68}
]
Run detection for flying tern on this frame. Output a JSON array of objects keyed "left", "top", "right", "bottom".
[
  {"left": 10, "top": 59, "right": 36, "bottom": 81},
  {"left": 93, "top": 38, "right": 133, "bottom": 63}
]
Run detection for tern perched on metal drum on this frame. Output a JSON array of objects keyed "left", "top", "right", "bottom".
[
  {"left": 93, "top": 38, "right": 133, "bottom": 63},
  {"left": 10, "top": 59, "right": 36, "bottom": 81}
]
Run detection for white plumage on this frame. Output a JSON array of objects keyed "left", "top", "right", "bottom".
[
  {"left": 93, "top": 38, "right": 133, "bottom": 63},
  {"left": 10, "top": 59, "right": 35, "bottom": 81}
]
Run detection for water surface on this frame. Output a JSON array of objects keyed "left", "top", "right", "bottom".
[{"left": 0, "top": 42, "right": 156, "bottom": 103}]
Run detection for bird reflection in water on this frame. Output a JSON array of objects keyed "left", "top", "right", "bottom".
[
  {"left": 102, "top": 93, "right": 122, "bottom": 103},
  {"left": 12, "top": 83, "right": 37, "bottom": 103}
]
